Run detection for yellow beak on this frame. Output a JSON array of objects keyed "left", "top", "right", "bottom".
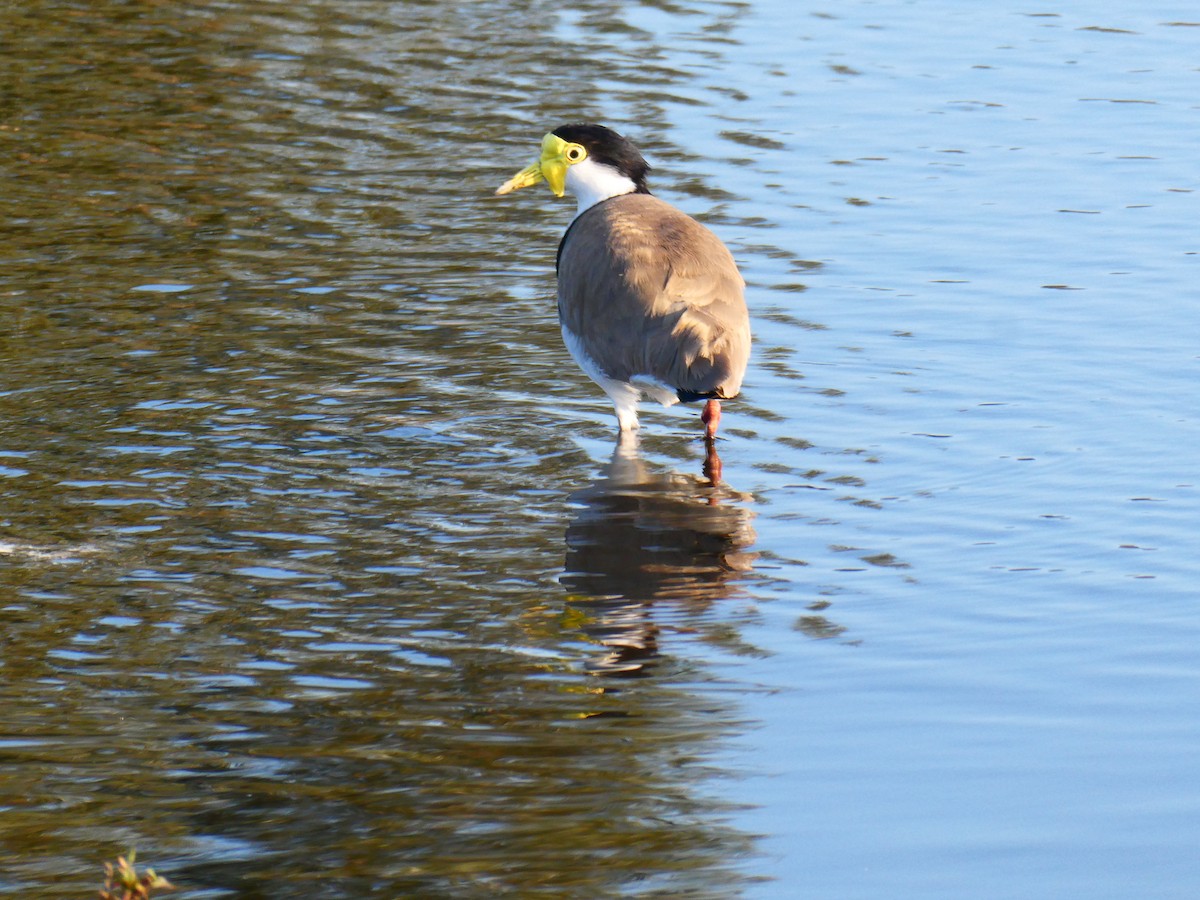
[{"left": 495, "top": 133, "right": 570, "bottom": 198}]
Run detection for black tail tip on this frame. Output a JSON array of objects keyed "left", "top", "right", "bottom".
[{"left": 677, "top": 388, "right": 738, "bottom": 404}]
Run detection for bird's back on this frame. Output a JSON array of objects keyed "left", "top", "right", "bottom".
[{"left": 557, "top": 193, "right": 750, "bottom": 399}]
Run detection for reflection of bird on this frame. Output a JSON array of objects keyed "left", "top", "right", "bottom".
[
  {"left": 562, "top": 435, "right": 757, "bottom": 676},
  {"left": 496, "top": 124, "right": 751, "bottom": 445}
]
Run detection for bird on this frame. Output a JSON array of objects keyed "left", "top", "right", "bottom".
[{"left": 496, "top": 124, "right": 751, "bottom": 446}]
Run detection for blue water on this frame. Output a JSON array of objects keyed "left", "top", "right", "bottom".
[
  {"left": 574, "top": 2, "right": 1200, "bottom": 896},
  {"left": 3, "top": 1, "right": 1198, "bottom": 895}
]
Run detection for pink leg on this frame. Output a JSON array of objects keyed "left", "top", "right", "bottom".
[{"left": 701, "top": 399, "right": 721, "bottom": 441}]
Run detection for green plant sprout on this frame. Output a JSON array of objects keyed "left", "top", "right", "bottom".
[{"left": 98, "top": 850, "right": 174, "bottom": 900}]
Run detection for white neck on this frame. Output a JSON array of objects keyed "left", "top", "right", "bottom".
[{"left": 565, "top": 158, "right": 637, "bottom": 219}]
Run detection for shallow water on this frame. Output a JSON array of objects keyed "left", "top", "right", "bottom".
[{"left": 1, "top": 0, "right": 1199, "bottom": 897}]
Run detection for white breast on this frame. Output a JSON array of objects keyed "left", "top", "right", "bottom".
[{"left": 560, "top": 324, "right": 682, "bottom": 432}]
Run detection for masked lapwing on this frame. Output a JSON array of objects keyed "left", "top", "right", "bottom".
[{"left": 496, "top": 124, "right": 751, "bottom": 443}]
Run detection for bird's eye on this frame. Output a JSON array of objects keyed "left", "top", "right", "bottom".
[{"left": 564, "top": 144, "right": 587, "bottom": 163}]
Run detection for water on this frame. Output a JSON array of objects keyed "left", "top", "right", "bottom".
[{"left": 1, "top": 0, "right": 1198, "bottom": 896}]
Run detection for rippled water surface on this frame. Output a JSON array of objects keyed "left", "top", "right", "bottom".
[{"left": 2, "top": 1, "right": 1199, "bottom": 897}]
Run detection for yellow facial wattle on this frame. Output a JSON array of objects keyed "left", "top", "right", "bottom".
[{"left": 495, "top": 133, "right": 587, "bottom": 199}]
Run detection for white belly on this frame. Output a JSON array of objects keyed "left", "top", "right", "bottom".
[{"left": 560, "top": 325, "right": 680, "bottom": 431}]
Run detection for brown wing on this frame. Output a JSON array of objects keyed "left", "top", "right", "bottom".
[{"left": 557, "top": 193, "right": 750, "bottom": 399}]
